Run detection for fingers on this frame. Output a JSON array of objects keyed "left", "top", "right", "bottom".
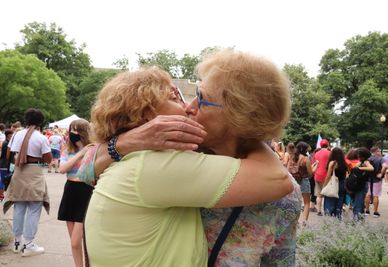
[
  {"left": 154, "top": 115, "right": 205, "bottom": 130},
  {"left": 161, "top": 131, "right": 204, "bottom": 144},
  {"left": 162, "top": 140, "right": 199, "bottom": 151}
]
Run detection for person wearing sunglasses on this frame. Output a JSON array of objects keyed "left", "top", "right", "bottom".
[{"left": 81, "top": 64, "right": 293, "bottom": 267}]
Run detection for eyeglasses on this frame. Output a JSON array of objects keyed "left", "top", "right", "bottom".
[
  {"left": 171, "top": 86, "right": 186, "bottom": 104},
  {"left": 195, "top": 86, "right": 222, "bottom": 109}
]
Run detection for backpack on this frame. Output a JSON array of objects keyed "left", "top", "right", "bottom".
[
  {"left": 345, "top": 162, "right": 368, "bottom": 193},
  {"left": 287, "top": 156, "right": 302, "bottom": 181}
]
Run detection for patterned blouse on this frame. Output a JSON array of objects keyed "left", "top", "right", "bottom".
[{"left": 201, "top": 178, "right": 302, "bottom": 266}]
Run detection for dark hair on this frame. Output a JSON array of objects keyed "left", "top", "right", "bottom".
[
  {"left": 0, "top": 123, "right": 5, "bottom": 131},
  {"left": 327, "top": 147, "right": 347, "bottom": 172},
  {"left": 5, "top": 129, "right": 13, "bottom": 136},
  {"left": 370, "top": 147, "right": 380, "bottom": 154},
  {"left": 24, "top": 108, "right": 44, "bottom": 127},
  {"left": 356, "top": 147, "right": 371, "bottom": 162},
  {"left": 294, "top": 141, "right": 309, "bottom": 162},
  {"left": 346, "top": 148, "right": 358, "bottom": 160}
]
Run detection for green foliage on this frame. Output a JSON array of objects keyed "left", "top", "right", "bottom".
[
  {"left": 283, "top": 64, "right": 338, "bottom": 146},
  {"left": 113, "top": 56, "right": 130, "bottom": 70},
  {"left": 137, "top": 49, "right": 180, "bottom": 78},
  {"left": 319, "top": 32, "right": 388, "bottom": 147},
  {"left": 0, "top": 50, "right": 69, "bottom": 123},
  {"left": 179, "top": 53, "right": 200, "bottom": 81},
  {"left": 297, "top": 217, "right": 388, "bottom": 267},
  {"left": 76, "top": 69, "right": 119, "bottom": 119},
  {"left": 16, "top": 22, "right": 92, "bottom": 113}
]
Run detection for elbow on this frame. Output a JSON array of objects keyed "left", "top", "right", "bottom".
[
  {"left": 282, "top": 174, "right": 294, "bottom": 196},
  {"left": 275, "top": 168, "right": 294, "bottom": 197},
  {"left": 58, "top": 167, "right": 66, "bottom": 174}
]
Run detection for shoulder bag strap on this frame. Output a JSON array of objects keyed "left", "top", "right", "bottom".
[{"left": 208, "top": 207, "right": 243, "bottom": 267}]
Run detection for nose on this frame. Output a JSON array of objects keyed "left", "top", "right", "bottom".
[{"left": 185, "top": 98, "right": 199, "bottom": 116}]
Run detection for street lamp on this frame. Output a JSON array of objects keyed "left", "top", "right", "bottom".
[{"left": 380, "top": 114, "right": 386, "bottom": 155}]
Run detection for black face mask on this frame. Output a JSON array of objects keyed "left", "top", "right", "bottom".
[{"left": 69, "top": 132, "right": 81, "bottom": 143}]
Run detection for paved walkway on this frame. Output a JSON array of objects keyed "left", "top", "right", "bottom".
[{"left": 1, "top": 171, "right": 388, "bottom": 266}]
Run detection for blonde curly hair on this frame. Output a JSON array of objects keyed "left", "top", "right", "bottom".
[
  {"left": 91, "top": 66, "right": 172, "bottom": 142},
  {"left": 196, "top": 49, "right": 291, "bottom": 142}
]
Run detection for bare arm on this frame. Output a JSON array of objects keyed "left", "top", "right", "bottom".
[
  {"left": 305, "top": 157, "right": 314, "bottom": 177},
  {"left": 323, "top": 161, "right": 335, "bottom": 187},
  {"left": 41, "top": 152, "right": 52, "bottom": 164},
  {"left": 214, "top": 142, "right": 293, "bottom": 208},
  {"left": 358, "top": 160, "right": 374, "bottom": 172},
  {"left": 94, "top": 115, "right": 207, "bottom": 177},
  {"left": 59, "top": 145, "right": 92, "bottom": 174}
]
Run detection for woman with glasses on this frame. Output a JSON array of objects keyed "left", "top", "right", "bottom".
[
  {"left": 188, "top": 50, "right": 302, "bottom": 266},
  {"left": 82, "top": 63, "right": 293, "bottom": 266}
]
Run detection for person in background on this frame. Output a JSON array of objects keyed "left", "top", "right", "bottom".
[
  {"left": 272, "top": 139, "right": 286, "bottom": 162},
  {"left": 352, "top": 147, "right": 374, "bottom": 221},
  {"left": 312, "top": 139, "right": 331, "bottom": 216},
  {"left": 364, "top": 147, "right": 385, "bottom": 217},
  {"left": 0, "top": 129, "right": 13, "bottom": 200},
  {"left": 11, "top": 121, "right": 22, "bottom": 132},
  {"left": 0, "top": 123, "right": 6, "bottom": 148},
  {"left": 309, "top": 147, "right": 321, "bottom": 212},
  {"left": 287, "top": 141, "right": 316, "bottom": 226},
  {"left": 344, "top": 148, "right": 360, "bottom": 209},
  {"left": 58, "top": 119, "right": 94, "bottom": 267},
  {"left": 3, "top": 108, "right": 52, "bottom": 257},
  {"left": 283, "top": 142, "right": 295, "bottom": 167},
  {"left": 48, "top": 129, "right": 63, "bottom": 173},
  {"left": 323, "top": 147, "right": 348, "bottom": 218}
]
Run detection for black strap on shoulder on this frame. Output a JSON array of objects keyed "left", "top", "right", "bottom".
[{"left": 208, "top": 207, "right": 243, "bottom": 267}]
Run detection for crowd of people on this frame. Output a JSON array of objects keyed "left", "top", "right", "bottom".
[
  {"left": 273, "top": 138, "right": 388, "bottom": 225},
  {"left": 0, "top": 49, "right": 386, "bottom": 266}
]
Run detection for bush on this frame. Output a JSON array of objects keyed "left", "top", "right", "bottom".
[
  {"left": 296, "top": 217, "right": 388, "bottom": 267},
  {"left": 0, "top": 220, "right": 12, "bottom": 246}
]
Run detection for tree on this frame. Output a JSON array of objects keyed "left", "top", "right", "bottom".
[
  {"left": 137, "top": 49, "right": 180, "bottom": 78},
  {"left": 76, "top": 69, "right": 119, "bottom": 119},
  {"left": 283, "top": 64, "right": 338, "bottom": 146},
  {"left": 0, "top": 50, "right": 69, "bottom": 124},
  {"left": 179, "top": 53, "right": 199, "bottom": 81},
  {"left": 15, "top": 22, "right": 92, "bottom": 112},
  {"left": 337, "top": 80, "right": 388, "bottom": 147},
  {"left": 319, "top": 32, "right": 388, "bottom": 146}
]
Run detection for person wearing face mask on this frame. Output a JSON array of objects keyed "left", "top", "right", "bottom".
[{"left": 57, "top": 119, "right": 94, "bottom": 267}]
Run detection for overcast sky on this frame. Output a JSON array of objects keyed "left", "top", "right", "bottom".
[{"left": 1, "top": 0, "right": 387, "bottom": 77}]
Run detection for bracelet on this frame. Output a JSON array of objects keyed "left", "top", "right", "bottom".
[{"left": 107, "top": 135, "right": 122, "bottom": 161}]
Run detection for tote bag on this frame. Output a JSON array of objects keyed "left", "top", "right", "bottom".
[{"left": 321, "top": 169, "right": 339, "bottom": 198}]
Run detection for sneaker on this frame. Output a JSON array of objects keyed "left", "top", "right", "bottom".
[
  {"left": 373, "top": 212, "right": 381, "bottom": 218},
  {"left": 365, "top": 210, "right": 370, "bottom": 215},
  {"left": 317, "top": 212, "right": 323, "bottom": 216},
  {"left": 21, "top": 242, "right": 45, "bottom": 257},
  {"left": 13, "top": 240, "right": 22, "bottom": 253}
]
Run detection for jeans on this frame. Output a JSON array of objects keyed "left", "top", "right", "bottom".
[
  {"left": 324, "top": 179, "right": 346, "bottom": 218},
  {"left": 353, "top": 183, "right": 368, "bottom": 221},
  {"left": 13, "top": 201, "right": 43, "bottom": 241},
  {"left": 0, "top": 168, "right": 8, "bottom": 190}
]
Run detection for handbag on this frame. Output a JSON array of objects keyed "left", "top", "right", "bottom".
[{"left": 321, "top": 169, "right": 339, "bottom": 198}]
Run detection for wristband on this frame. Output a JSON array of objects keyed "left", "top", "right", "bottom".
[{"left": 107, "top": 135, "right": 122, "bottom": 161}]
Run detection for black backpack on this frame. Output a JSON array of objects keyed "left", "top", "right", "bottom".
[{"left": 345, "top": 162, "right": 369, "bottom": 193}]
